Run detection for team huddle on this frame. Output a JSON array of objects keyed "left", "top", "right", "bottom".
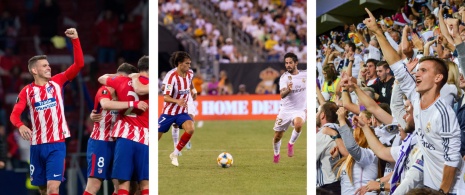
[{"left": 9, "top": 29, "right": 150, "bottom": 195}]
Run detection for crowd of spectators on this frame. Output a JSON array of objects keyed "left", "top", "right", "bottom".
[
  {"left": 160, "top": 0, "right": 307, "bottom": 63},
  {"left": 316, "top": 0, "right": 465, "bottom": 194}
]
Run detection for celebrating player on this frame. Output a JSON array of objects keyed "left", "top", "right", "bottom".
[
  {"left": 98, "top": 56, "right": 149, "bottom": 194},
  {"left": 84, "top": 63, "right": 146, "bottom": 195},
  {"left": 158, "top": 51, "right": 195, "bottom": 167},
  {"left": 9, "top": 28, "right": 83, "bottom": 195},
  {"left": 272, "top": 52, "right": 307, "bottom": 163}
]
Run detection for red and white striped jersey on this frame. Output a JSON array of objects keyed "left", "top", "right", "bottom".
[
  {"left": 10, "top": 38, "right": 84, "bottom": 145},
  {"left": 162, "top": 69, "right": 193, "bottom": 115},
  {"left": 16, "top": 75, "right": 70, "bottom": 145},
  {"left": 106, "top": 75, "right": 149, "bottom": 145},
  {"left": 90, "top": 86, "right": 117, "bottom": 141}
]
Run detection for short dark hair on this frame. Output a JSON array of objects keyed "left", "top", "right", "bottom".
[
  {"left": 116, "top": 63, "right": 139, "bottom": 75},
  {"left": 419, "top": 56, "right": 448, "bottom": 88},
  {"left": 169, "top": 51, "right": 191, "bottom": 68},
  {"left": 366, "top": 59, "right": 379, "bottom": 66},
  {"left": 347, "top": 41, "right": 356, "bottom": 52},
  {"left": 284, "top": 52, "right": 298, "bottom": 63},
  {"left": 28, "top": 55, "right": 47, "bottom": 73},
  {"left": 376, "top": 61, "right": 389, "bottom": 69},
  {"left": 321, "top": 101, "right": 338, "bottom": 123},
  {"left": 138, "top": 55, "right": 148, "bottom": 72}
]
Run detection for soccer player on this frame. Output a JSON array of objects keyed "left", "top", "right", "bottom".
[
  {"left": 162, "top": 67, "right": 197, "bottom": 154},
  {"left": 97, "top": 56, "right": 149, "bottom": 194},
  {"left": 84, "top": 63, "right": 146, "bottom": 195},
  {"left": 158, "top": 51, "right": 195, "bottom": 167},
  {"left": 9, "top": 28, "right": 82, "bottom": 195},
  {"left": 364, "top": 8, "right": 462, "bottom": 194},
  {"left": 273, "top": 52, "right": 307, "bottom": 163}
]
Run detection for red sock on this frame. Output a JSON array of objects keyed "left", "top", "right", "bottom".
[
  {"left": 176, "top": 132, "right": 192, "bottom": 151},
  {"left": 141, "top": 189, "right": 149, "bottom": 195},
  {"left": 118, "top": 189, "right": 129, "bottom": 195},
  {"left": 83, "top": 192, "right": 93, "bottom": 195}
]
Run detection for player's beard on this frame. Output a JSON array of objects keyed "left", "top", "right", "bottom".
[
  {"left": 404, "top": 121, "right": 415, "bottom": 134},
  {"left": 287, "top": 66, "right": 296, "bottom": 73}
]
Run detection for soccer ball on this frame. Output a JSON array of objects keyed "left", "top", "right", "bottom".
[{"left": 217, "top": 152, "right": 233, "bottom": 168}]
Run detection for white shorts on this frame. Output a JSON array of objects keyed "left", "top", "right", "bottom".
[
  {"left": 187, "top": 97, "right": 197, "bottom": 117},
  {"left": 273, "top": 110, "right": 306, "bottom": 131}
]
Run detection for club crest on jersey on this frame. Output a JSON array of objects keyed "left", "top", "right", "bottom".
[
  {"left": 128, "top": 81, "right": 132, "bottom": 86},
  {"left": 47, "top": 86, "right": 54, "bottom": 94},
  {"left": 426, "top": 122, "right": 431, "bottom": 133},
  {"left": 302, "top": 78, "right": 306, "bottom": 83},
  {"left": 98, "top": 168, "right": 103, "bottom": 174},
  {"left": 102, "top": 90, "right": 108, "bottom": 95},
  {"left": 34, "top": 98, "right": 57, "bottom": 111}
]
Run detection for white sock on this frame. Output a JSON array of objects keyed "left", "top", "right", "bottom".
[
  {"left": 289, "top": 129, "right": 301, "bottom": 144},
  {"left": 173, "top": 148, "right": 180, "bottom": 156},
  {"left": 273, "top": 139, "right": 281, "bottom": 155},
  {"left": 172, "top": 127, "right": 180, "bottom": 149}
]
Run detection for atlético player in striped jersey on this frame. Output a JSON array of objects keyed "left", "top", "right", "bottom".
[
  {"left": 98, "top": 56, "right": 149, "bottom": 195},
  {"left": 9, "top": 28, "right": 82, "bottom": 195},
  {"left": 84, "top": 63, "right": 147, "bottom": 195},
  {"left": 158, "top": 51, "right": 195, "bottom": 167}
]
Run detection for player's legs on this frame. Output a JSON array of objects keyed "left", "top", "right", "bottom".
[
  {"left": 186, "top": 113, "right": 195, "bottom": 150},
  {"left": 112, "top": 138, "right": 135, "bottom": 192},
  {"left": 171, "top": 124, "right": 180, "bottom": 151},
  {"left": 139, "top": 180, "right": 149, "bottom": 194},
  {"left": 84, "top": 178, "right": 103, "bottom": 194},
  {"left": 288, "top": 111, "right": 306, "bottom": 157},
  {"left": 273, "top": 131, "right": 284, "bottom": 163},
  {"left": 45, "top": 142, "right": 66, "bottom": 194},
  {"left": 117, "top": 180, "right": 131, "bottom": 194},
  {"left": 129, "top": 181, "right": 139, "bottom": 194},
  {"left": 273, "top": 114, "right": 292, "bottom": 163},
  {"left": 112, "top": 179, "right": 119, "bottom": 194},
  {"left": 170, "top": 113, "right": 194, "bottom": 166},
  {"left": 85, "top": 139, "right": 115, "bottom": 194},
  {"left": 38, "top": 186, "right": 47, "bottom": 195}
]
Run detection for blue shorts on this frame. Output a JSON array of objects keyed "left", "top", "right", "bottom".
[
  {"left": 30, "top": 142, "right": 66, "bottom": 186},
  {"left": 111, "top": 138, "right": 148, "bottom": 182},
  {"left": 158, "top": 113, "right": 192, "bottom": 133},
  {"left": 86, "top": 138, "right": 115, "bottom": 180}
]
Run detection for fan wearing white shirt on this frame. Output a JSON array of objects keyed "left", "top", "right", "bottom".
[
  {"left": 363, "top": 8, "right": 462, "bottom": 194},
  {"left": 323, "top": 108, "right": 380, "bottom": 195}
]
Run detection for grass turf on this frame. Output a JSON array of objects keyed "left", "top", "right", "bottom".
[{"left": 158, "top": 120, "right": 307, "bottom": 195}]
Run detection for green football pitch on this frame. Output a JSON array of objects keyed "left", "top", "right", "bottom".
[{"left": 158, "top": 120, "right": 307, "bottom": 195}]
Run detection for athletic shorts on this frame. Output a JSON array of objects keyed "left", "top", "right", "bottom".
[
  {"left": 30, "top": 142, "right": 66, "bottom": 186},
  {"left": 273, "top": 110, "right": 307, "bottom": 131},
  {"left": 111, "top": 138, "right": 148, "bottom": 182},
  {"left": 158, "top": 113, "right": 192, "bottom": 133},
  {"left": 86, "top": 138, "right": 116, "bottom": 180}
]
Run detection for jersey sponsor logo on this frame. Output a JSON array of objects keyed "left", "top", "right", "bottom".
[
  {"left": 421, "top": 141, "right": 435, "bottom": 151},
  {"left": 34, "top": 98, "right": 57, "bottom": 111},
  {"left": 178, "top": 89, "right": 190, "bottom": 95}
]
